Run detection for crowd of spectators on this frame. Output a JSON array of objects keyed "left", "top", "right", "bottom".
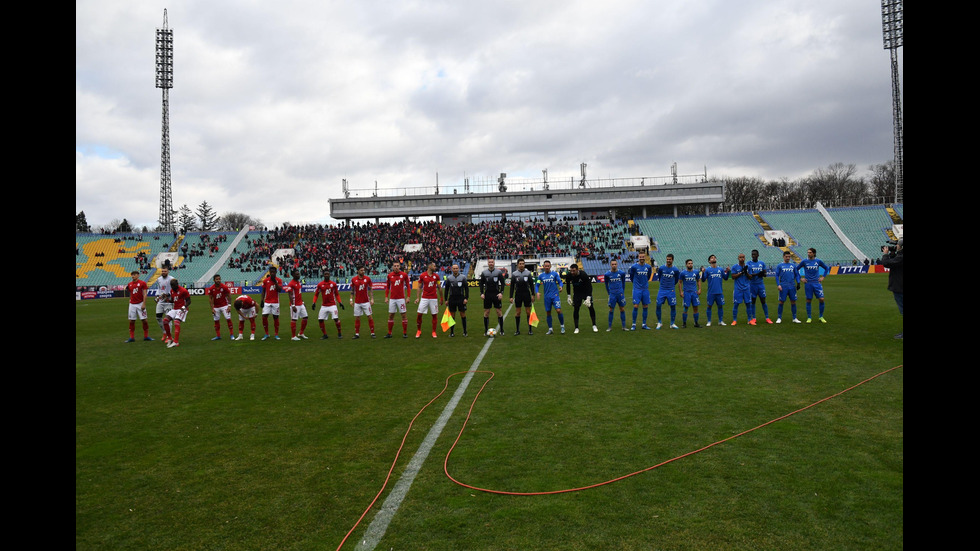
[
  {"left": 180, "top": 233, "right": 229, "bottom": 264},
  {"left": 227, "top": 219, "right": 636, "bottom": 280}
]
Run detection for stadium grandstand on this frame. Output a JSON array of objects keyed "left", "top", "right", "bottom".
[{"left": 77, "top": 203, "right": 903, "bottom": 291}]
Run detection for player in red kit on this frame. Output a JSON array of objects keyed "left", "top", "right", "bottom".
[
  {"left": 164, "top": 278, "right": 191, "bottom": 348},
  {"left": 350, "top": 265, "right": 375, "bottom": 339},
  {"left": 414, "top": 261, "right": 442, "bottom": 339},
  {"left": 260, "top": 266, "right": 284, "bottom": 341},
  {"left": 207, "top": 274, "right": 235, "bottom": 341},
  {"left": 385, "top": 261, "right": 410, "bottom": 338},
  {"left": 312, "top": 269, "right": 343, "bottom": 339},
  {"left": 285, "top": 269, "right": 309, "bottom": 341},
  {"left": 125, "top": 270, "right": 152, "bottom": 342},
  {"left": 234, "top": 295, "right": 258, "bottom": 340}
]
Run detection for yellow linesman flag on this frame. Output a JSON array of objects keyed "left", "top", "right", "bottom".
[
  {"left": 441, "top": 307, "right": 456, "bottom": 332},
  {"left": 528, "top": 304, "right": 540, "bottom": 327}
]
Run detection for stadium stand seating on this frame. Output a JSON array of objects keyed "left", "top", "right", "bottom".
[
  {"left": 636, "top": 213, "right": 782, "bottom": 269},
  {"left": 76, "top": 233, "right": 173, "bottom": 288},
  {"left": 76, "top": 206, "right": 905, "bottom": 289},
  {"left": 822, "top": 206, "right": 896, "bottom": 262},
  {"left": 758, "top": 210, "right": 854, "bottom": 265}
]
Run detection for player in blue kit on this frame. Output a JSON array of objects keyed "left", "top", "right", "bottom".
[
  {"left": 679, "top": 258, "right": 702, "bottom": 328},
  {"left": 701, "top": 255, "right": 728, "bottom": 326},
  {"left": 654, "top": 253, "right": 681, "bottom": 329},
  {"left": 774, "top": 250, "right": 802, "bottom": 323},
  {"left": 797, "top": 247, "right": 830, "bottom": 323},
  {"left": 746, "top": 249, "right": 772, "bottom": 325},
  {"left": 730, "top": 253, "right": 751, "bottom": 326},
  {"left": 604, "top": 259, "right": 629, "bottom": 331},
  {"left": 536, "top": 260, "right": 565, "bottom": 334},
  {"left": 628, "top": 251, "right": 654, "bottom": 330}
]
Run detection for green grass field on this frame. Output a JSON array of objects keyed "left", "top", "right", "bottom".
[{"left": 76, "top": 274, "right": 903, "bottom": 550}]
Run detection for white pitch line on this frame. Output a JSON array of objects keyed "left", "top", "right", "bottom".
[{"left": 354, "top": 306, "right": 512, "bottom": 551}]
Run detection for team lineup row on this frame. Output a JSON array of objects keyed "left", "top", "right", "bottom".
[{"left": 124, "top": 248, "right": 831, "bottom": 346}]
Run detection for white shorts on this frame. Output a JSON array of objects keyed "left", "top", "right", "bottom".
[
  {"left": 238, "top": 307, "right": 257, "bottom": 319},
  {"left": 388, "top": 298, "right": 407, "bottom": 314},
  {"left": 418, "top": 297, "right": 439, "bottom": 315},
  {"left": 156, "top": 300, "right": 173, "bottom": 316},
  {"left": 354, "top": 302, "right": 373, "bottom": 317},
  {"left": 262, "top": 303, "right": 281, "bottom": 316},
  {"left": 128, "top": 302, "right": 148, "bottom": 321},
  {"left": 318, "top": 305, "right": 339, "bottom": 320},
  {"left": 290, "top": 304, "right": 309, "bottom": 320},
  {"left": 212, "top": 305, "right": 232, "bottom": 321},
  {"left": 166, "top": 308, "right": 188, "bottom": 323}
]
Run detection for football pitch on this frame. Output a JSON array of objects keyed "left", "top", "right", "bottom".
[{"left": 76, "top": 274, "right": 903, "bottom": 550}]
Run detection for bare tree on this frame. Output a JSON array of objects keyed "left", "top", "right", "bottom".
[
  {"left": 868, "top": 161, "right": 896, "bottom": 203},
  {"left": 218, "top": 212, "right": 262, "bottom": 231}
]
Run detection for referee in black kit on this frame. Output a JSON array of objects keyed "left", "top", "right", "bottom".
[{"left": 479, "top": 258, "right": 506, "bottom": 336}]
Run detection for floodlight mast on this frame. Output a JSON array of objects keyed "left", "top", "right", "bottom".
[
  {"left": 155, "top": 9, "right": 175, "bottom": 231},
  {"left": 882, "top": 0, "right": 903, "bottom": 204}
]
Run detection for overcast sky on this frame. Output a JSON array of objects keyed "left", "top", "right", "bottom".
[{"left": 76, "top": 0, "right": 902, "bottom": 230}]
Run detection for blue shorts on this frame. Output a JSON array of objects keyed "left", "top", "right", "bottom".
[
  {"left": 804, "top": 283, "right": 824, "bottom": 300},
  {"left": 733, "top": 288, "right": 751, "bottom": 304},
  {"left": 632, "top": 289, "right": 650, "bottom": 306},
  {"left": 778, "top": 286, "right": 797, "bottom": 303},
  {"left": 683, "top": 291, "right": 700, "bottom": 308},
  {"left": 706, "top": 293, "right": 725, "bottom": 307},
  {"left": 656, "top": 291, "right": 677, "bottom": 307},
  {"left": 750, "top": 285, "right": 766, "bottom": 300},
  {"left": 608, "top": 292, "right": 626, "bottom": 308},
  {"left": 544, "top": 295, "right": 562, "bottom": 312}
]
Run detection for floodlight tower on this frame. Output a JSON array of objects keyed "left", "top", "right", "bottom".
[
  {"left": 882, "top": 0, "right": 903, "bottom": 203},
  {"left": 155, "top": 10, "right": 175, "bottom": 231}
]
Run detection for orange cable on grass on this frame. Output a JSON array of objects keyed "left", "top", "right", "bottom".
[
  {"left": 444, "top": 365, "right": 903, "bottom": 496},
  {"left": 339, "top": 365, "right": 901, "bottom": 548}
]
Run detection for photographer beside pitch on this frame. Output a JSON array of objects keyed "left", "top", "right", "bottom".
[{"left": 880, "top": 238, "right": 903, "bottom": 339}]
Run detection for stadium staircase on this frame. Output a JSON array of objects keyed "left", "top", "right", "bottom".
[
  {"left": 885, "top": 205, "right": 903, "bottom": 224},
  {"left": 194, "top": 227, "right": 251, "bottom": 286}
]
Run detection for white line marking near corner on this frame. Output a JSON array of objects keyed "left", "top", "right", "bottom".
[{"left": 354, "top": 306, "right": 512, "bottom": 551}]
